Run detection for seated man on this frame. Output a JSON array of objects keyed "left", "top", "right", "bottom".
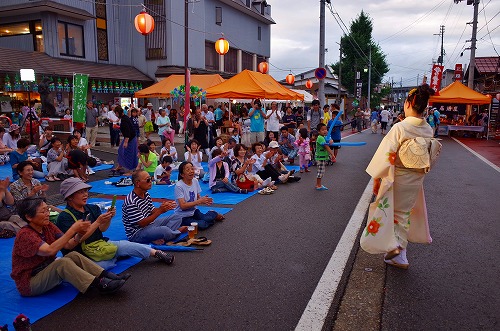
[
  {"left": 57, "top": 178, "right": 174, "bottom": 268},
  {"left": 0, "top": 177, "right": 26, "bottom": 235},
  {"left": 122, "top": 170, "right": 185, "bottom": 245},
  {"left": 278, "top": 126, "right": 298, "bottom": 164}
]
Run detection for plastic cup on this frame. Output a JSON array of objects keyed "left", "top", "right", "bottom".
[
  {"left": 190, "top": 222, "right": 198, "bottom": 235},
  {"left": 188, "top": 226, "right": 196, "bottom": 239}
]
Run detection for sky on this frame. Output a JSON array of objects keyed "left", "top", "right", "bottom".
[{"left": 268, "top": 0, "right": 500, "bottom": 87}]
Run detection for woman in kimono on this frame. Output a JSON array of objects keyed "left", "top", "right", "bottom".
[{"left": 362, "top": 84, "right": 438, "bottom": 269}]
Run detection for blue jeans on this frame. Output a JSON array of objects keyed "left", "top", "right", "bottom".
[
  {"left": 280, "top": 146, "right": 298, "bottom": 159},
  {"left": 129, "top": 214, "right": 182, "bottom": 244},
  {"left": 94, "top": 240, "right": 152, "bottom": 270},
  {"left": 181, "top": 209, "right": 218, "bottom": 230},
  {"left": 211, "top": 179, "right": 241, "bottom": 193}
]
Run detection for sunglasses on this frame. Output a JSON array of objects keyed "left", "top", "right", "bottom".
[{"left": 143, "top": 177, "right": 152, "bottom": 183}]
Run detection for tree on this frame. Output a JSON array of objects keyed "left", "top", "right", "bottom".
[{"left": 330, "top": 11, "right": 389, "bottom": 109}]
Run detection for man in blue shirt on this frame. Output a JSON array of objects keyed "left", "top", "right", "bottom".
[
  {"left": 248, "top": 99, "right": 266, "bottom": 144},
  {"left": 327, "top": 110, "right": 343, "bottom": 161},
  {"left": 370, "top": 109, "right": 379, "bottom": 133}
]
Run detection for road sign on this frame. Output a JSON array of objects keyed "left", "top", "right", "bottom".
[{"left": 314, "top": 67, "right": 327, "bottom": 80}]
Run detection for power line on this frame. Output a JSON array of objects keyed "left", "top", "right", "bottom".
[{"left": 481, "top": 1, "right": 499, "bottom": 56}]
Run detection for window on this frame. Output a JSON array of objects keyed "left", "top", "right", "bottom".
[
  {"left": 205, "top": 41, "right": 219, "bottom": 71},
  {"left": 242, "top": 51, "right": 253, "bottom": 71},
  {"left": 224, "top": 48, "right": 237, "bottom": 73},
  {"left": 246, "top": 0, "right": 251, "bottom": 7},
  {"left": 58, "top": 22, "right": 84, "bottom": 57},
  {"left": 145, "top": 0, "right": 167, "bottom": 59},
  {"left": 95, "top": 0, "right": 108, "bottom": 61},
  {"left": 215, "top": 7, "right": 222, "bottom": 26},
  {"left": 0, "top": 20, "right": 44, "bottom": 52},
  {"left": 258, "top": 26, "right": 261, "bottom": 41}
]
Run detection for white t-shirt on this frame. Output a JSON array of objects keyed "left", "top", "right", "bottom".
[
  {"left": 184, "top": 151, "right": 203, "bottom": 171},
  {"left": 174, "top": 179, "right": 201, "bottom": 217},
  {"left": 160, "top": 146, "right": 177, "bottom": 161},
  {"left": 380, "top": 109, "right": 390, "bottom": 122},
  {"left": 153, "top": 164, "right": 168, "bottom": 181},
  {"left": 266, "top": 110, "right": 281, "bottom": 132}
]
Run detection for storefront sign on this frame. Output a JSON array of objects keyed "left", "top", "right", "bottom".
[
  {"left": 454, "top": 64, "right": 463, "bottom": 82},
  {"left": 430, "top": 64, "right": 444, "bottom": 93},
  {"left": 72, "top": 73, "right": 89, "bottom": 123}
]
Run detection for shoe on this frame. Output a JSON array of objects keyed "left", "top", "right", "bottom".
[
  {"left": 45, "top": 176, "right": 55, "bottom": 182},
  {"left": 305, "top": 168, "right": 311, "bottom": 172},
  {"left": 97, "top": 277, "right": 126, "bottom": 294},
  {"left": 114, "top": 177, "right": 133, "bottom": 186},
  {"left": 214, "top": 214, "right": 225, "bottom": 221},
  {"left": 315, "top": 185, "right": 328, "bottom": 191},
  {"left": 258, "top": 189, "right": 271, "bottom": 195},
  {"left": 300, "top": 169, "right": 304, "bottom": 173},
  {"left": 384, "top": 247, "right": 401, "bottom": 260},
  {"left": 262, "top": 177, "right": 272, "bottom": 187},
  {"left": 154, "top": 250, "right": 175, "bottom": 265},
  {"left": 104, "top": 271, "right": 131, "bottom": 281},
  {"left": 288, "top": 176, "right": 301, "bottom": 182},
  {"left": 384, "top": 250, "right": 409, "bottom": 269},
  {"left": 239, "top": 189, "right": 248, "bottom": 194}
]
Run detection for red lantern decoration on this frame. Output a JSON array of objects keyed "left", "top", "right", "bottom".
[
  {"left": 305, "top": 79, "right": 313, "bottom": 89},
  {"left": 134, "top": 11, "right": 155, "bottom": 35},
  {"left": 258, "top": 62, "right": 269, "bottom": 74},
  {"left": 215, "top": 38, "right": 229, "bottom": 55},
  {"left": 286, "top": 74, "right": 295, "bottom": 85}
]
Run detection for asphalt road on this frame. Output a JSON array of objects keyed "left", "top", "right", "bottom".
[{"left": 32, "top": 133, "right": 500, "bottom": 330}]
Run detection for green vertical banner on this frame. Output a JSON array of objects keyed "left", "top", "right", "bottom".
[{"left": 72, "top": 73, "right": 89, "bottom": 123}]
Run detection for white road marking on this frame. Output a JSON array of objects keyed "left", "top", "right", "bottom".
[
  {"left": 451, "top": 137, "right": 500, "bottom": 173},
  {"left": 295, "top": 179, "right": 373, "bottom": 331}
]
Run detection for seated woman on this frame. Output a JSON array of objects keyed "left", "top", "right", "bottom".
[
  {"left": 208, "top": 149, "right": 247, "bottom": 194},
  {"left": 56, "top": 178, "right": 174, "bottom": 269},
  {"left": 46, "top": 137, "right": 67, "bottom": 182},
  {"left": 230, "top": 144, "right": 272, "bottom": 191},
  {"left": 11, "top": 196, "right": 129, "bottom": 296},
  {"left": 184, "top": 139, "right": 204, "bottom": 178},
  {"left": 38, "top": 126, "right": 54, "bottom": 157},
  {"left": 208, "top": 136, "right": 224, "bottom": 162},
  {"left": 136, "top": 144, "right": 158, "bottom": 176},
  {"left": 174, "top": 161, "right": 224, "bottom": 230},
  {"left": 9, "top": 138, "right": 45, "bottom": 181}
]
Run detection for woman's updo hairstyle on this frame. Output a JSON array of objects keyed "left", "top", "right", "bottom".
[{"left": 406, "top": 84, "right": 435, "bottom": 114}]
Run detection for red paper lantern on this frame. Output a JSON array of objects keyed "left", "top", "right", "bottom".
[
  {"left": 215, "top": 38, "right": 229, "bottom": 55},
  {"left": 305, "top": 79, "right": 313, "bottom": 89},
  {"left": 258, "top": 62, "right": 269, "bottom": 74},
  {"left": 135, "top": 11, "right": 155, "bottom": 35},
  {"left": 286, "top": 74, "right": 295, "bottom": 85}
]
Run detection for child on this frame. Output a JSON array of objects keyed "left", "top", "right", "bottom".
[
  {"left": 137, "top": 144, "right": 158, "bottom": 176},
  {"left": 209, "top": 149, "right": 247, "bottom": 194},
  {"left": 67, "top": 149, "right": 91, "bottom": 182},
  {"left": 63, "top": 108, "right": 72, "bottom": 120},
  {"left": 130, "top": 108, "right": 140, "bottom": 139},
  {"left": 184, "top": 139, "right": 204, "bottom": 178},
  {"left": 208, "top": 136, "right": 224, "bottom": 161},
  {"left": 230, "top": 129, "right": 240, "bottom": 144},
  {"left": 160, "top": 138, "right": 177, "bottom": 162},
  {"left": 137, "top": 109, "right": 147, "bottom": 143},
  {"left": 327, "top": 110, "right": 343, "bottom": 162},
  {"left": 294, "top": 127, "right": 311, "bottom": 173},
  {"left": 154, "top": 155, "right": 173, "bottom": 185},
  {"left": 315, "top": 123, "right": 335, "bottom": 190},
  {"left": 309, "top": 130, "right": 319, "bottom": 167}
]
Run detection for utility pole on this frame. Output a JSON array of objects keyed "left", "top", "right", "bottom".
[
  {"left": 468, "top": 0, "right": 479, "bottom": 89},
  {"left": 318, "top": 0, "right": 326, "bottom": 106},
  {"left": 434, "top": 25, "right": 445, "bottom": 65},
  {"left": 367, "top": 47, "right": 372, "bottom": 109},
  {"left": 337, "top": 42, "right": 342, "bottom": 106}
]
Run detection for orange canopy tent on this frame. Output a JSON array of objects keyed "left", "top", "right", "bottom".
[
  {"left": 134, "top": 74, "right": 225, "bottom": 98},
  {"left": 205, "top": 69, "right": 304, "bottom": 101},
  {"left": 429, "top": 81, "right": 491, "bottom": 105}
]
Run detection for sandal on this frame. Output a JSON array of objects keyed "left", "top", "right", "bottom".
[
  {"left": 270, "top": 185, "right": 278, "bottom": 190},
  {"left": 45, "top": 176, "right": 55, "bottom": 182},
  {"left": 259, "top": 189, "right": 271, "bottom": 195},
  {"left": 214, "top": 214, "right": 225, "bottom": 222},
  {"left": 188, "top": 237, "right": 212, "bottom": 246}
]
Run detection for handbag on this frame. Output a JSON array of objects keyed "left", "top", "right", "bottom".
[
  {"left": 61, "top": 209, "right": 117, "bottom": 261},
  {"left": 81, "top": 239, "right": 118, "bottom": 261}
]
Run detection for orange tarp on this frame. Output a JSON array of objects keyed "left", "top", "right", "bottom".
[
  {"left": 429, "top": 81, "right": 491, "bottom": 105},
  {"left": 205, "top": 69, "right": 304, "bottom": 101},
  {"left": 134, "top": 74, "right": 225, "bottom": 98}
]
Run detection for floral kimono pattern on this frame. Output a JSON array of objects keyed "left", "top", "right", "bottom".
[{"left": 361, "top": 117, "right": 435, "bottom": 254}]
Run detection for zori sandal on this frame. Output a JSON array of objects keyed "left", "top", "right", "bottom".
[{"left": 188, "top": 237, "right": 212, "bottom": 246}]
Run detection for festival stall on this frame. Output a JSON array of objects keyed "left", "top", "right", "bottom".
[
  {"left": 429, "top": 81, "right": 492, "bottom": 136},
  {"left": 134, "top": 74, "right": 225, "bottom": 98}
]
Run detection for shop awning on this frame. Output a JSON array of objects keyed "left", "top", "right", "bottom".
[
  {"left": 205, "top": 69, "right": 304, "bottom": 101},
  {"left": 0, "top": 47, "right": 152, "bottom": 82},
  {"left": 429, "top": 81, "right": 492, "bottom": 105},
  {"left": 134, "top": 74, "right": 225, "bottom": 98}
]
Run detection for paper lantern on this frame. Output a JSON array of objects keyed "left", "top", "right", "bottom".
[
  {"left": 286, "top": 74, "right": 295, "bottom": 85},
  {"left": 258, "top": 62, "right": 269, "bottom": 74},
  {"left": 134, "top": 11, "right": 155, "bottom": 35},
  {"left": 215, "top": 38, "right": 229, "bottom": 55},
  {"left": 305, "top": 79, "right": 313, "bottom": 89}
]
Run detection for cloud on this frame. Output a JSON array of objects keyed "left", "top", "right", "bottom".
[{"left": 269, "top": 0, "right": 500, "bottom": 85}]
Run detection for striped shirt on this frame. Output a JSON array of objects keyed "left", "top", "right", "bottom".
[{"left": 122, "top": 190, "right": 155, "bottom": 238}]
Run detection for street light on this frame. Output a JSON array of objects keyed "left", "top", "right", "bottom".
[{"left": 20, "top": 69, "right": 35, "bottom": 144}]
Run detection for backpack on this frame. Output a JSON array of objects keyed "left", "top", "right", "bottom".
[{"left": 398, "top": 137, "right": 442, "bottom": 173}]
